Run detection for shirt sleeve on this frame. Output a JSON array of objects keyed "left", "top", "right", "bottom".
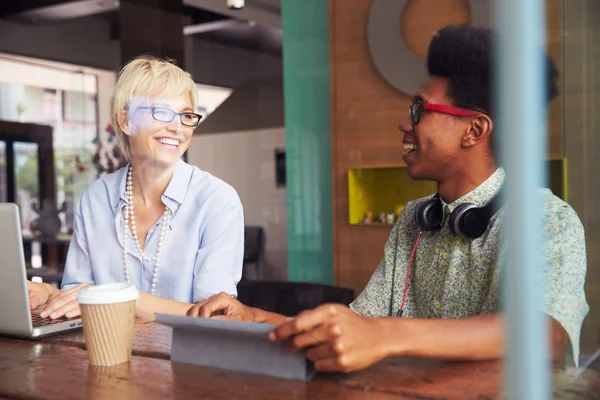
[
  {"left": 192, "top": 196, "right": 245, "bottom": 303},
  {"left": 350, "top": 203, "right": 416, "bottom": 317},
  {"left": 541, "top": 200, "right": 589, "bottom": 367},
  {"left": 61, "top": 196, "right": 95, "bottom": 290}
]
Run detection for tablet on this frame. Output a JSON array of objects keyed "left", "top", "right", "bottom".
[{"left": 155, "top": 314, "right": 315, "bottom": 381}]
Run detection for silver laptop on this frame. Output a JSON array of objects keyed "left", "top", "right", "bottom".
[{"left": 0, "top": 203, "right": 82, "bottom": 338}]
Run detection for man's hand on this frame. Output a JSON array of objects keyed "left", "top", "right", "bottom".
[
  {"left": 40, "top": 283, "right": 92, "bottom": 319},
  {"left": 269, "top": 304, "right": 394, "bottom": 373},
  {"left": 186, "top": 292, "right": 255, "bottom": 321}
]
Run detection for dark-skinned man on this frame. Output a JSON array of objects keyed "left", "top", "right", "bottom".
[{"left": 187, "top": 24, "right": 589, "bottom": 373}]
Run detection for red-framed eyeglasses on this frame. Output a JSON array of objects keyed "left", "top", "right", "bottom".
[{"left": 409, "top": 100, "right": 481, "bottom": 127}]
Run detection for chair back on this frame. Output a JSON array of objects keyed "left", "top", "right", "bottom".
[
  {"left": 236, "top": 280, "right": 355, "bottom": 317},
  {"left": 242, "top": 226, "right": 265, "bottom": 279}
]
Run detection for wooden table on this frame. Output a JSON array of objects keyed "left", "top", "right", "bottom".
[{"left": 0, "top": 320, "right": 598, "bottom": 399}]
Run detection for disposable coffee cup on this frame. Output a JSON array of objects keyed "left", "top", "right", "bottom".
[{"left": 77, "top": 283, "right": 139, "bottom": 366}]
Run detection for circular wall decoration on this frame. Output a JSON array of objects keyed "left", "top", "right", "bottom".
[{"left": 366, "top": 0, "right": 492, "bottom": 96}]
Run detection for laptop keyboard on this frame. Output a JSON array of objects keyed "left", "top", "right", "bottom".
[{"left": 31, "top": 307, "right": 78, "bottom": 327}]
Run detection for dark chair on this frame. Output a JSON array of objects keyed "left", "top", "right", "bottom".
[
  {"left": 236, "top": 280, "right": 355, "bottom": 317},
  {"left": 242, "top": 226, "right": 265, "bottom": 280}
]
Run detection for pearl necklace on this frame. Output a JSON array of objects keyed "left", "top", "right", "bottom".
[{"left": 123, "top": 166, "right": 172, "bottom": 295}]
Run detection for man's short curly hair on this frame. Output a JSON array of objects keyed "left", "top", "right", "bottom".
[{"left": 426, "top": 24, "right": 559, "bottom": 122}]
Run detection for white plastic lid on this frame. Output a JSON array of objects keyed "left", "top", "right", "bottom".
[{"left": 77, "top": 283, "right": 139, "bottom": 305}]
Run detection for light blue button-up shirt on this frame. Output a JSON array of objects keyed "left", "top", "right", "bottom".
[{"left": 61, "top": 159, "right": 244, "bottom": 303}]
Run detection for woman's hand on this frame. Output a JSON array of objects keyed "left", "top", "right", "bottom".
[
  {"left": 27, "top": 281, "right": 58, "bottom": 310},
  {"left": 39, "top": 283, "right": 92, "bottom": 319},
  {"left": 186, "top": 292, "right": 255, "bottom": 321}
]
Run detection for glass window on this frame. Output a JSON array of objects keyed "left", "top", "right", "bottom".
[
  {"left": 13, "top": 141, "right": 39, "bottom": 234},
  {"left": 0, "top": 59, "right": 100, "bottom": 234}
]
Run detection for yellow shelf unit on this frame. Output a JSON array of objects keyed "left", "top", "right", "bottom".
[
  {"left": 347, "top": 159, "right": 568, "bottom": 226},
  {"left": 347, "top": 165, "right": 436, "bottom": 226},
  {"left": 547, "top": 158, "right": 568, "bottom": 202}
]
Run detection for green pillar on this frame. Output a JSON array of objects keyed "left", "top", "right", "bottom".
[{"left": 282, "top": 0, "right": 333, "bottom": 284}]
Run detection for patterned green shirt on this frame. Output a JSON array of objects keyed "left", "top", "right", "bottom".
[{"left": 350, "top": 168, "right": 589, "bottom": 366}]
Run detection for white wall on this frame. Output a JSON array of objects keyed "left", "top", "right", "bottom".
[{"left": 187, "top": 128, "right": 287, "bottom": 280}]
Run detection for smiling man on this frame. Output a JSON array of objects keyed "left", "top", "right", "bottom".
[{"left": 187, "top": 25, "right": 589, "bottom": 372}]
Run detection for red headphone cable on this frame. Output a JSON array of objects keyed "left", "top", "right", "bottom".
[{"left": 397, "top": 231, "right": 422, "bottom": 317}]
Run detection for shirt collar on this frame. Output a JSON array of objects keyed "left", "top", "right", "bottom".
[
  {"left": 441, "top": 167, "right": 505, "bottom": 214},
  {"left": 114, "top": 158, "right": 194, "bottom": 215},
  {"left": 162, "top": 158, "right": 193, "bottom": 208},
  {"left": 113, "top": 165, "right": 129, "bottom": 211}
]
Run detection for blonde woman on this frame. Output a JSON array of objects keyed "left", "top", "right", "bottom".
[{"left": 27, "top": 56, "right": 244, "bottom": 320}]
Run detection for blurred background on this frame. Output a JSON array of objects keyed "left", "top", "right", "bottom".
[{"left": 0, "top": 0, "right": 598, "bottom": 369}]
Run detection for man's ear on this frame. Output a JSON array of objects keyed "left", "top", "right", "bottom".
[
  {"left": 462, "top": 114, "right": 493, "bottom": 148},
  {"left": 118, "top": 110, "right": 133, "bottom": 137}
]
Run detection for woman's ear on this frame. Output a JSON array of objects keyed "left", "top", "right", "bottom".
[
  {"left": 118, "top": 110, "right": 133, "bottom": 137},
  {"left": 462, "top": 114, "right": 493, "bottom": 148}
]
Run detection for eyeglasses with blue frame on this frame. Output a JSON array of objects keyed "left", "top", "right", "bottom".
[{"left": 125, "top": 105, "right": 202, "bottom": 127}]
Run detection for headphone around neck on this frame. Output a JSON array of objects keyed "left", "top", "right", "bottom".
[
  {"left": 394, "top": 187, "right": 505, "bottom": 317},
  {"left": 414, "top": 189, "right": 504, "bottom": 239}
]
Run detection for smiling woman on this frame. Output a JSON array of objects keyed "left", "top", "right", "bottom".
[
  {"left": 26, "top": 56, "right": 245, "bottom": 322},
  {"left": 112, "top": 57, "right": 201, "bottom": 164}
]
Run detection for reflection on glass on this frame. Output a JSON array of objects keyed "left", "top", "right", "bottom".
[
  {"left": 0, "top": 141, "right": 6, "bottom": 203},
  {"left": 14, "top": 141, "right": 39, "bottom": 234}
]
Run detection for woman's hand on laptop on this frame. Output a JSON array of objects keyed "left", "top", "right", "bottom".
[
  {"left": 39, "top": 283, "right": 91, "bottom": 319},
  {"left": 27, "top": 280, "right": 59, "bottom": 310}
]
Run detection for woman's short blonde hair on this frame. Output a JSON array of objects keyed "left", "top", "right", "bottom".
[{"left": 110, "top": 56, "right": 198, "bottom": 160}]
